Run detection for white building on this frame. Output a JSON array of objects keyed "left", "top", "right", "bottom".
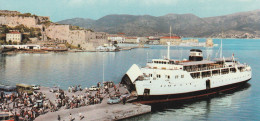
[
  {"left": 107, "top": 35, "right": 125, "bottom": 43},
  {"left": 6, "top": 31, "right": 22, "bottom": 43}
]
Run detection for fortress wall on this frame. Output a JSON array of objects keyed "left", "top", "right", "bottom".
[{"left": 0, "top": 16, "right": 38, "bottom": 28}]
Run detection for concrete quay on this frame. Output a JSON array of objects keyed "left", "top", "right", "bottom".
[
  {"left": 34, "top": 86, "right": 151, "bottom": 121},
  {"left": 35, "top": 102, "right": 150, "bottom": 121}
]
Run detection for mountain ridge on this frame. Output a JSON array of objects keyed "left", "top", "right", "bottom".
[{"left": 58, "top": 9, "right": 260, "bottom": 37}]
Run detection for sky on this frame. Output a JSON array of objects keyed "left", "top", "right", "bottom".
[{"left": 0, "top": 0, "right": 260, "bottom": 22}]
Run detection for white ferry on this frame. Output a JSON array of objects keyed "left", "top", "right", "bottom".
[{"left": 121, "top": 43, "right": 252, "bottom": 104}]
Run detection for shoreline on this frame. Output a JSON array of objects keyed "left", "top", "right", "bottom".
[{"left": 1, "top": 46, "right": 150, "bottom": 55}]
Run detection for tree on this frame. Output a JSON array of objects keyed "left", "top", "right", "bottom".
[
  {"left": 8, "top": 40, "right": 12, "bottom": 45},
  {"left": 0, "top": 40, "right": 5, "bottom": 45},
  {"left": 37, "top": 32, "right": 42, "bottom": 36},
  {"left": 13, "top": 41, "right": 18, "bottom": 45},
  {"left": 22, "top": 38, "right": 29, "bottom": 44}
]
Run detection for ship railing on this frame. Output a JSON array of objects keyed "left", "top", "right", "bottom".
[{"left": 185, "top": 66, "right": 224, "bottom": 72}]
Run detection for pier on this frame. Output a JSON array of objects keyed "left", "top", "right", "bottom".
[{"left": 33, "top": 85, "right": 151, "bottom": 121}]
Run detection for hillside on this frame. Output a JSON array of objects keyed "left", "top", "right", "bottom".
[{"left": 58, "top": 9, "right": 260, "bottom": 38}]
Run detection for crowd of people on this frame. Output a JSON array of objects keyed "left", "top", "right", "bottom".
[
  {"left": 0, "top": 90, "right": 48, "bottom": 120},
  {"left": 0, "top": 82, "right": 127, "bottom": 121}
]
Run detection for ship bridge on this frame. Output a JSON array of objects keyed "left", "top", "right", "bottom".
[{"left": 146, "top": 59, "right": 183, "bottom": 70}]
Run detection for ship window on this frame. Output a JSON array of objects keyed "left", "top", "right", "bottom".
[
  {"left": 149, "top": 74, "right": 153, "bottom": 77},
  {"left": 221, "top": 68, "right": 229, "bottom": 75},
  {"left": 165, "top": 75, "right": 170, "bottom": 79},
  {"left": 169, "top": 61, "right": 174, "bottom": 64},
  {"left": 164, "top": 62, "right": 166, "bottom": 64},
  {"left": 230, "top": 68, "right": 236, "bottom": 73},
  {"left": 157, "top": 74, "right": 161, "bottom": 78},
  {"left": 181, "top": 75, "right": 184, "bottom": 78},
  {"left": 175, "top": 75, "right": 178, "bottom": 79}
]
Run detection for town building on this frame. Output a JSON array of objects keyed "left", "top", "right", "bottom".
[
  {"left": 206, "top": 38, "right": 214, "bottom": 47},
  {"left": 124, "top": 37, "right": 138, "bottom": 43},
  {"left": 107, "top": 34, "right": 125, "bottom": 43},
  {"left": 147, "top": 36, "right": 160, "bottom": 45},
  {"left": 160, "top": 36, "right": 181, "bottom": 45},
  {"left": 6, "top": 31, "right": 22, "bottom": 44}
]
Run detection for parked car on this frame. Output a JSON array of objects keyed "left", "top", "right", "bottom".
[
  {"left": 89, "top": 86, "right": 99, "bottom": 91},
  {"left": 49, "top": 86, "right": 59, "bottom": 93},
  {"left": 16, "top": 83, "right": 33, "bottom": 95},
  {"left": 107, "top": 97, "right": 121, "bottom": 104},
  {"left": 32, "top": 85, "right": 40, "bottom": 90},
  {"left": 34, "top": 100, "right": 43, "bottom": 108}
]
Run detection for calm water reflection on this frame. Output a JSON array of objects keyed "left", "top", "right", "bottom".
[{"left": 0, "top": 39, "right": 259, "bottom": 120}]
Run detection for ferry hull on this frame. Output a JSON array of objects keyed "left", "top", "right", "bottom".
[{"left": 134, "top": 79, "right": 251, "bottom": 104}]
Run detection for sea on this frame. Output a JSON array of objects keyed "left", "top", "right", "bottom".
[{"left": 0, "top": 39, "right": 259, "bottom": 121}]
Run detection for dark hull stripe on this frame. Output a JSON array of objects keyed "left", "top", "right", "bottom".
[{"left": 134, "top": 79, "right": 251, "bottom": 104}]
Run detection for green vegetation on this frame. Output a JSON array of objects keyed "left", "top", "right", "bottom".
[
  {"left": 69, "top": 25, "right": 94, "bottom": 32},
  {"left": 41, "top": 21, "right": 52, "bottom": 27},
  {"left": 0, "top": 12, "right": 37, "bottom": 18},
  {"left": 86, "top": 29, "right": 94, "bottom": 32},
  {"left": 69, "top": 25, "right": 85, "bottom": 30},
  {"left": 0, "top": 40, "right": 7, "bottom": 45}
]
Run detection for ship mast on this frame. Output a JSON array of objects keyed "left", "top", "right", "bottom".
[
  {"left": 103, "top": 54, "right": 105, "bottom": 85},
  {"left": 167, "top": 26, "right": 172, "bottom": 60},
  {"left": 167, "top": 42, "right": 170, "bottom": 59},
  {"left": 220, "top": 31, "right": 223, "bottom": 58},
  {"left": 220, "top": 39, "right": 222, "bottom": 58},
  {"left": 170, "top": 25, "right": 172, "bottom": 40}
]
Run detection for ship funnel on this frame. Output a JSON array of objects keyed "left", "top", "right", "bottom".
[{"left": 189, "top": 49, "right": 203, "bottom": 61}]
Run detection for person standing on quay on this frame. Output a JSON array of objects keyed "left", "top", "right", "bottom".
[
  {"left": 57, "top": 115, "right": 60, "bottom": 121},
  {"left": 123, "top": 96, "right": 126, "bottom": 105},
  {"left": 69, "top": 113, "right": 73, "bottom": 121}
]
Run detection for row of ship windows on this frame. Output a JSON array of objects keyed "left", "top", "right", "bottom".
[
  {"left": 160, "top": 83, "right": 193, "bottom": 87},
  {"left": 149, "top": 74, "right": 184, "bottom": 79},
  {"left": 159, "top": 75, "right": 248, "bottom": 87}
]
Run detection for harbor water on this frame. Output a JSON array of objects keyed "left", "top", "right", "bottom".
[{"left": 0, "top": 39, "right": 260, "bottom": 120}]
